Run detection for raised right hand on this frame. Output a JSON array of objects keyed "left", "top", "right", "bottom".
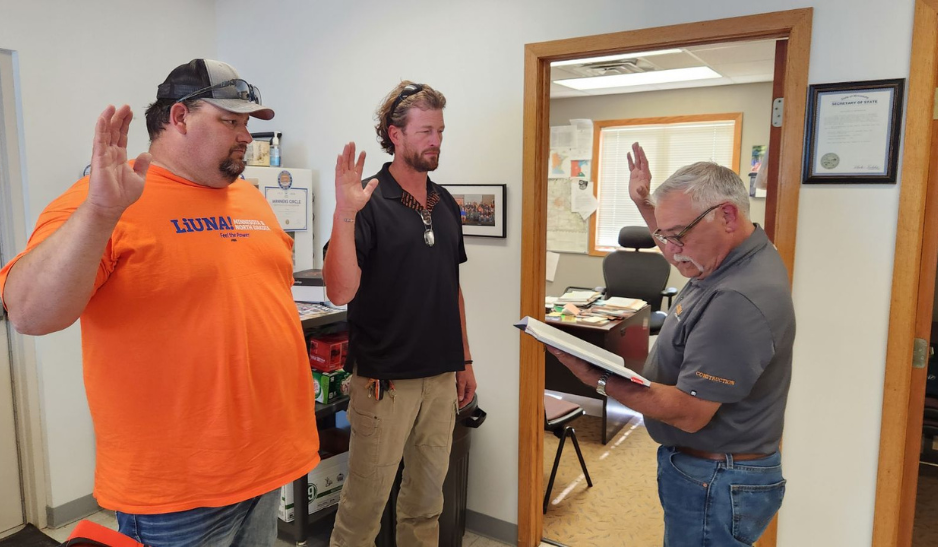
[
  {"left": 85, "top": 105, "right": 151, "bottom": 220},
  {"left": 627, "top": 141, "right": 652, "bottom": 205},
  {"left": 335, "top": 142, "right": 379, "bottom": 216}
]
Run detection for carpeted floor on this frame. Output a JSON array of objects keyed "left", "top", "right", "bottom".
[
  {"left": 0, "top": 525, "right": 57, "bottom": 547},
  {"left": 542, "top": 414, "right": 664, "bottom": 546}
]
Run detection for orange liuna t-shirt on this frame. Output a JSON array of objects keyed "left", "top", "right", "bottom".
[{"left": 0, "top": 166, "right": 320, "bottom": 513}]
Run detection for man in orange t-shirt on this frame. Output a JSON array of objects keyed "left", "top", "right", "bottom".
[{"left": 0, "top": 59, "right": 319, "bottom": 546}]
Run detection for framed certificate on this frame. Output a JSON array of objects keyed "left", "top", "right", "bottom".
[{"left": 802, "top": 78, "right": 904, "bottom": 184}]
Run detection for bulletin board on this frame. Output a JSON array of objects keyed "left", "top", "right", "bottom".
[{"left": 546, "top": 120, "right": 595, "bottom": 254}]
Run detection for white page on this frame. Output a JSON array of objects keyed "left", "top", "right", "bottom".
[
  {"left": 550, "top": 126, "right": 575, "bottom": 148},
  {"left": 601, "top": 297, "right": 647, "bottom": 310},
  {"left": 515, "top": 316, "right": 651, "bottom": 387},
  {"left": 571, "top": 181, "right": 598, "bottom": 219},
  {"left": 545, "top": 251, "right": 560, "bottom": 282}
]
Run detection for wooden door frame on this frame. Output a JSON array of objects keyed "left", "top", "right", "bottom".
[
  {"left": 873, "top": 1, "right": 938, "bottom": 545},
  {"left": 0, "top": 48, "right": 48, "bottom": 531},
  {"left": 518, "top": 9, "right": 812, "bottom": 547}
]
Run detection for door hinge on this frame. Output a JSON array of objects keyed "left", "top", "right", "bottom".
[
  {"left": 914, "top": 337, "right": 929, "bottom": 369},
  {"left": 772, "top": 98, "right": 784, "bottom": 127}
]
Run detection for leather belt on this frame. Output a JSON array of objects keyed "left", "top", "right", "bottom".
[{"left": 675, "top": 446, "right": 769, "bottom": 462}]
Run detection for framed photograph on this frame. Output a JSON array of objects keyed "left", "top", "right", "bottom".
[
  {"left": 441, "top": 184, "right": 507, "bottom": 238},
  {"left": 802, "top": 78, "right": 904, "bottom": 184}
]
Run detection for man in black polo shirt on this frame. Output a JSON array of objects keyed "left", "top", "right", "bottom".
[
  {"left": 323, "top": 81, "right": 477, "bottom": 547},
  {"left": 550, "top": 142, "right": 795, "bottom": 547}
]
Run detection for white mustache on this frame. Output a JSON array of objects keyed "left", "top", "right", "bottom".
[{"left": 673, "top": 254, "right": 704, "bottom": 272}]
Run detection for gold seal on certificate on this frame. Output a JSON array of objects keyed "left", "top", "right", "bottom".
[{"left": 820, "top": 153, "right": 840, "bottom": 170}]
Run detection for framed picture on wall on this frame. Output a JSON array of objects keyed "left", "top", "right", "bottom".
[
  {"left": 802, "top": 78, "right": 904, "bottom": 184},
  {"left": 441, "top": 184, "right": 507, "bottom": 238}
]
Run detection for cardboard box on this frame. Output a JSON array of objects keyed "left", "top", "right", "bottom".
[
  {"left": 245, "top": 141, "right": 270, "bottom": 166},
  {"left": 309, "top": 332, "right": 348, "bottom": 372},
  {"left": 313, "top": 369, "right": 351, "bottom": 403},
  {"left": 292, "top": 269, "right": 326, "bottom": 303},
  {"left": 278, "top": 450, "right": 349, "bottom": 522}
]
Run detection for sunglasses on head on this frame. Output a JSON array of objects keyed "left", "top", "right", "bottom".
[
  {"left": 175, "top": 79, "right": 262, "bottom": 105},
  {"left": 386, "top": 84, "right": 424, "bottom": 128}
]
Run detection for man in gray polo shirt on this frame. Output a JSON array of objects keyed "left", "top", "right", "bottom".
[{"left": 549, "top": 142, "right": 794, "bottom": 547}]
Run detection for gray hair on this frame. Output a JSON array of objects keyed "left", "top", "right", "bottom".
[{"left": 651, "top": 162, "right": 751, "bottom": 219}]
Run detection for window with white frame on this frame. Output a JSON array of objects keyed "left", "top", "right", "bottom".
[{"left": 591, "top": 114, "right": 741, "bottom": 253}]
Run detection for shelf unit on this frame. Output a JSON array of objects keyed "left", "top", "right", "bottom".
[{"left": 277, "top": 309, "right": 348, "bottom": 545}]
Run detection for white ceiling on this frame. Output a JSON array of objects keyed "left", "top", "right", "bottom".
[{"left": 550, "top": 39, "right": 779, "bottom": 99}]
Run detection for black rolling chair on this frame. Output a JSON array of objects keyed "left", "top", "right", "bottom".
[
  {"left": 602, "top": 226, "right": 677, "bottom": 335},
  {"left": 543, "top": 394, "right": 592, "bottom": 513}
]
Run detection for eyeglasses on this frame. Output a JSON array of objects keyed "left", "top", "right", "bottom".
[
  {"left": 386, "top": 84, "right": 424, "bottom": 128},
  {"left": 176, "top": 79, "right": 262, "bottom": 105},
  {"left": 653, "top": 203, "right": 724, "bottom": 247}
]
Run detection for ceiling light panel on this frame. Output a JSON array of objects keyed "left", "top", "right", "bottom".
[{"left": 554, "top": 66, "right": 722, "bottom": 90}]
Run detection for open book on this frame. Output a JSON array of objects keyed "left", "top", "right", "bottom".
[{"left": 515, "top": 316, "right": 651, "bottom": 387}]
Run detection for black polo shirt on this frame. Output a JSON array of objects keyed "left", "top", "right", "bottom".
[{"left": 346, "top": 162, "right": 468, "bottom": 380}]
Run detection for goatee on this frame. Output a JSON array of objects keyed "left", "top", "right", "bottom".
[
  {"left": 220, "top": 146, "right": 247, "bottom": 181},
  {"left": 404, "top": 149, "right": 440, "bottom": 172}
]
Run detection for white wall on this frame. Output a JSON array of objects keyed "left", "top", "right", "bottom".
[
  {"left": 0, "top": 0, "right": 217, "bottom": 508},
  {"left": 219, "top": 1, "right": 912, "bottom": 545}
]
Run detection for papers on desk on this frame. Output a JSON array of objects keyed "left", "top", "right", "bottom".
[
  {"left": 557, "top": 289, "right": 602, "bottom": 306},
  {"left": 515, "top": 316, "right": 650, "bottom": 387},
  {"left": 597, "top": 297, "right": 646, "bottom": 311},
  {"left": 296, "top": 302, "right": 344, "bottom": 321}
]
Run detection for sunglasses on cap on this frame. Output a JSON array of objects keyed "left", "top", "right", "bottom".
[
  {"left": 385, "top": 84, "right": 425, "bottom": 128},
  {"left": 175, "top": 79, "right": 262, "bottom": 105}
]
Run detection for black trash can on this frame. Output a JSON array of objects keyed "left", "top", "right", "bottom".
[{"left": 377, "top": 393, "right": 487, "bottom": 547}]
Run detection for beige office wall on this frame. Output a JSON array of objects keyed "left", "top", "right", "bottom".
[{"left": 546, "top": 82, "right": 773, "bottom": 298}]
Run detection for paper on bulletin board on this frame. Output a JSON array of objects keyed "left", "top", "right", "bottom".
[
  {"left": 546, "top": 251, "right": 560, "bottom": 282},
  {"left": 265, "top": 187, "right": 309, "bottom": 231},
  {"left": 572, "top": 180, "right": 598, "bottom": 220},
  {"left": 570, "top": 159, "right": 590, "bottom": 179},
  {"left": 570, "top": 118, "right": 593, "bottom": 157},
  {"left": 547, "top": 178, "right": 589, "bottom": 253},
  {"left": 550, "top": 125, "right": 575, "bottom": 149},
  {"left": 548, "top": 148, "right": 572, "bottom": 179}
]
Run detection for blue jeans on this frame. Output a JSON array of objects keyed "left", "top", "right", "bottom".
[
  {"left": 115, "top": 489, "right": 280, "bottom": 547},
  {"left": 656, "top": 446, "right": 786, "bottom": 547}
]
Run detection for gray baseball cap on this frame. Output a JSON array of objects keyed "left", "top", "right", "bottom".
[{"left": 156, "top": 59, "right": 274, "bottom": 120}]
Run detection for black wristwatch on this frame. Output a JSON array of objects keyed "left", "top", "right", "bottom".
[{"left": 596, "top": 372, "right": 611, "bottom": 396}]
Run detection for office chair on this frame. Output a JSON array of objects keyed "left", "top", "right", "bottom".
[
  {"left": 602, "top": 226, "right": 677, "bottom": 335},
  {"left": 543, "top": 394, "right": 592, "bottom": 513}
]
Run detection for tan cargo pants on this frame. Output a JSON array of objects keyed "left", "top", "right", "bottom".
[{"left": 330, "top": 371, "right": 457, "bottom": 547}]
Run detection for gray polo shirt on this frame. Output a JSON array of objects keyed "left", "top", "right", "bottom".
[{"left": 643, "top": 226, "right": 795, "bottom": 455}]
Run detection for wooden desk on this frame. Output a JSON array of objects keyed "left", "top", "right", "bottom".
[{"left": 544, "top": 306, "right": 650, "bottom": 444}]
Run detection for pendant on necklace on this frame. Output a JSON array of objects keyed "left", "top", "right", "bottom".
[{"left": 424, "top": 229, "right": 435, "bottom": 247}]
